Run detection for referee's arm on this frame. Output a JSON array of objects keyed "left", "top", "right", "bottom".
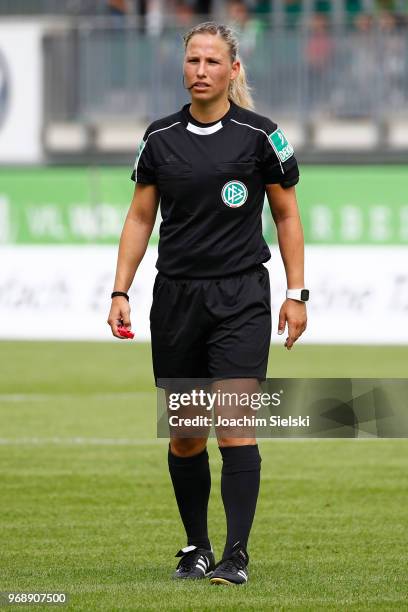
[
  {"left": 108, "top": 183, "right": 160, "bottom": 338},
  {"left": 266, "top": 183, "right": 307, "bottom": 349}
]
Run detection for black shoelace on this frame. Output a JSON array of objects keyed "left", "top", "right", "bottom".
[
  {"left": 216, "top": 554, "right": 245, "bottom": 573},
  {"left": 177, "top": 551, "right": 202, "bottom": 572}
]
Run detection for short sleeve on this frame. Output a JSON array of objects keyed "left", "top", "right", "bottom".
[
  {"left": 130, "top": 128, "right": 157, "bottom": 184},
  {"left": 260, "top": 120, "right": 299, "bottom": 188}
]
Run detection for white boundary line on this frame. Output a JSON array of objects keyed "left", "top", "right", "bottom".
[
  {"left": 0, "top": 437, "right": 167, "bottom": 446},
  {"left": 0, "top": 392, "right": 155, "bottom": 403},
  {"left": 0, "top": 437, "right": 392, "bottom": 445}
]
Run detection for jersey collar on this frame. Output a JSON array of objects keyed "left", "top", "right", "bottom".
[{"left": 181, "top": 100, "right": 238, "bottom": 135}]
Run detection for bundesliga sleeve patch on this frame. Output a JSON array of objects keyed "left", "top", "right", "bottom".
[{"left": 268, "top": 128, "right": 294, "bottom": 163}]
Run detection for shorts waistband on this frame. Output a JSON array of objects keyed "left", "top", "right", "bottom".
[{"left": 156, "top": 263, "right": 267, "bottom": 281}]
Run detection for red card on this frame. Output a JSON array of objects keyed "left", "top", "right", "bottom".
[{"left": 117, "top": 326, "right": 134, "bottom": 339}]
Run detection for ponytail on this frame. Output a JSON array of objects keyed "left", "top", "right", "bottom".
[{"left": 228, "top": 59, "right": 254, "bottom": 110}]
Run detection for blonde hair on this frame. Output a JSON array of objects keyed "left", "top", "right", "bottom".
[{"left": 182, "top": 21, "right": 254, "bottom": 110}]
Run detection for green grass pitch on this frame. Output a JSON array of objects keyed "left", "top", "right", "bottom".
[{"left": 0, "top": 342, "right": 407, "bottom": 611}]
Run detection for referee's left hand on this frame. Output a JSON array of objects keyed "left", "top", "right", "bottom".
[{"left": 278, "top": 299, "right": 307, "bottom": 350}]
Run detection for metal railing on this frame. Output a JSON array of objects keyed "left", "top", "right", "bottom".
[
  {"left": 1, "top": 0, "right": 408, "bottom": 19},
  {"left": 40, "top": 24, "right": 408, "bottom": 122},
  {"left": 42, "top": 22, "right": 408, "bottom": 125},
  {"left": 0, "top": 0, "right": 106, "bottom": 15}
]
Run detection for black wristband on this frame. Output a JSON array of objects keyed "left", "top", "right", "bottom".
[{"left": 111, "top": 291, "right": 129, "bottom": 301}]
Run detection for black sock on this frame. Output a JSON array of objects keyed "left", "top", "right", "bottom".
[
  {"left": 168, "top": 444, "right": 211, "bottom": 550},
  {"left": 219, "top": 444, "right": 261, "bottom": 559}
]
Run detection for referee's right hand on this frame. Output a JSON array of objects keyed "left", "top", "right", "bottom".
[{"left": 107, "top": 296, "right": 132, "bottom": 339}]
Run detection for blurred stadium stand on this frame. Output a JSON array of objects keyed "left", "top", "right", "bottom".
[{"left": 1, "top": 0, "right": 408, "bottom": 162}]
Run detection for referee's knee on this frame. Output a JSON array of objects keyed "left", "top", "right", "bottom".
[
  {"left": 169, "top": 437, "right": 208, "bottom": 457},
  {"left": 217, "top": 437, "right": 257, "bottom": 447}
]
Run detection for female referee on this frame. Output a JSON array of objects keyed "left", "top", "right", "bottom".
[{"left": 107, "top": 21, "right": 308, "bottom": 586}]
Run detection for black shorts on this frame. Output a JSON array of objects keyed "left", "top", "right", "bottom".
[{"left": 150, "top": 264, "right": 271, "bottom": 386}]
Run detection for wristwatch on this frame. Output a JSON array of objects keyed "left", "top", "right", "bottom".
[{"left": 286, "top": 288, "right": 309, "bottom": 302}]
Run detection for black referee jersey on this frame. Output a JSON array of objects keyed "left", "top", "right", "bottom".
[{"left": 131, "top": 99, "right": 299, "bottom": 278}]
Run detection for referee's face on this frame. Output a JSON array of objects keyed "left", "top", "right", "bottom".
[{"left": 184, "top": 33, "right": 239, "bottom": 103}]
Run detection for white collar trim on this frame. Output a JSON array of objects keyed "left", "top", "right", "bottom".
[{"left": 186, "top": 121, "right": 223, "bottom": 135}]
